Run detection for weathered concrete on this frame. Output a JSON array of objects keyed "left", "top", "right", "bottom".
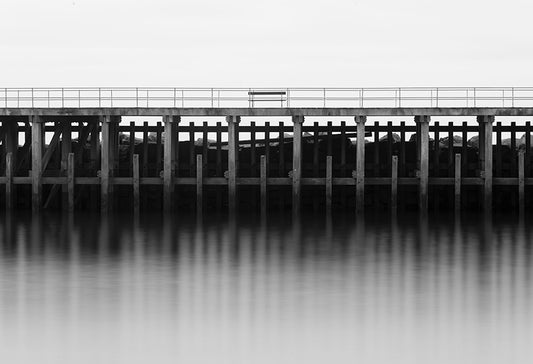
[{"left": 3, "top": 107, "right": 533, "bottom": 117}]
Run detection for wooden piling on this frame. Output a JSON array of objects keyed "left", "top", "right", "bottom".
[
  {"left": 313, "top": 122, "right": 319, "bottom": 211},
  {"left": 196, "top": 154, "right": 203, "bottom": 213},
  {"left": 479, "top": 115, "right": 494, "bottom": 211},
  {"left": 326, "top": 155, "right": 332, "bottom": 213},
  {"left": 6, "top": 152, "right": 13, "bottom": 211},
  {"left": 355, "top": 116, "right": 366, "bottom": 214},
  {"left": 227, "top": 115, "right": 239, "bottom": 213},
  {"left": 4, "top": 120, "right": 17, "bottom": 210},
  {"left": 455, "top": 153, "right": 461, "bottom": 212},
  {"left": 61, "top": 121, "right": 71, "bottom": 210},
  {"left": 133, "top": 154, "right": 140, "bottom": 214},
  {"left": 100, "top": 115, "right": 110, "bottom": 213},
  {"left": 391, "top": 155, "right": 398, "bottom": 212},
  {"left": 519, "top": 150, "right": 525, "bottom": 216},
  {"left": 129, "top": 121, "right": 135, "bottom": 174},
  {"left": 417, "top": 115, "right": 430, "bottom": 212},
  {"left": 260, "top": 155, "right": 267, "bottom": 215},
  {"left": 163, "top": 115, "right": 177, "bottom": 212},
  {"left": 67, "top": 152, "right": 74, "bottom": 212},
  {"left": 90, "top": 121, "right": 99, "bottom": 211},
  {"left": 143, "top": 121, "right": 149, "bottom": 177},
  {"left": 292, "top": 115, "right": 303, "bottom": 215},
  {"left": 31, "top": 116, "right": 43, "bottom": 212}
]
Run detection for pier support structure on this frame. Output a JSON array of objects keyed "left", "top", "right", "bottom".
[
  {"left": 227, "top": 115, "right": 240, "bottom": 213},
  {"left": 355, "top": 116, "right": 366, "bottom": 214},
  {"left": 4, "top": 119, "right": 18, "bottom": 210},
  {"left": 100, "top": 115, "right": 111, "bottom": 213},
  {"left": 416, "top": 115, "right": 430, "bottom": 212},
  {"left": 163, "top": 115, "right": 178, "bottom": 212},
  {"left": 478, "top": 115, "right": 494, "bottom": 211},
  {"left": 31, "top": 116, "right": 43, "bottom": 212},
  {"left": 292, "top": 115, "right": 303, "bottom": 215}
]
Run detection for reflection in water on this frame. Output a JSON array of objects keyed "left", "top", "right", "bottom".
[{"left": 0, "top": 212, "right": 532, "bottom": 364}]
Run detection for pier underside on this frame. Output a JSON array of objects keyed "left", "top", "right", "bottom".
[{"left": 0, "top": 107, "right": 532, "bottom": 214}]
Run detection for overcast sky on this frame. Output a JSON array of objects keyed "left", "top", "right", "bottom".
[{"left": 1, "top": 0, "right": 532, "bottom": 87}]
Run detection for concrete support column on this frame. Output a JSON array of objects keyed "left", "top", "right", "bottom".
[
  {"left": 163, "top": 115, "right": 178, "bottom": 212},
  {"left": 100, "top": 115, "right": 111, "bottom": 213},
  {"left": 478, "top": 115, "right": 494, "bottom": 211},
  {"left": 31, "top": 116, "right": 43, "bottom": 213},
  {"left": 355, "top": 116, "right": 366, "bottom": 214},
  {"left": 415, "top": 115, "right": 430, "bottom": 212},
  {"left": 227, "top": 115, "right": 240, "bottom": 213},
  {"left": 61, "top": 121, "right": 71, "bottom": 211},
  {"left": 4, "top": 119, "right": 18, "bottom": 211},
  {"left": 292, "top": 115, "right": 303, "bottom": 215}
]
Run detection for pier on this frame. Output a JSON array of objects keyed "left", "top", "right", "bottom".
[{"left": 1, "top": 87, "right": 533, "bottom": 214}]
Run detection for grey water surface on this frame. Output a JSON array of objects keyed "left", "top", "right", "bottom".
[{"left": 0, "top": 212, "right": 531, "bottom": 364}]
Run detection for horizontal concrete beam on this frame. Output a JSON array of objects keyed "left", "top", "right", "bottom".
[{"left": 2, "top": 107, "right": 533, "bottom": 117}]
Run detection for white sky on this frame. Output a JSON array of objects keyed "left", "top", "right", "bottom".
[{"left": 1, "top": 0, "right": 533, "bottom": 88}]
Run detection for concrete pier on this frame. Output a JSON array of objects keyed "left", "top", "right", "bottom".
[{"left": 1, "top": 104, "right": 532, "bottom": 214}]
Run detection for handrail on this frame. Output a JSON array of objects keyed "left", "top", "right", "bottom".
[{"left": 1, "top": 87, "right": 533, "bottom": 108}]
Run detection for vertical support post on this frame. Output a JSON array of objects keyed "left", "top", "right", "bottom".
[
  {"left": 519, "top": 150, "right": 525, "bottom": 216},
  {"left": 479, "top": 115, "right": 494, "bottom": 211},
  {"left": 6, "top": 152, "right": 13, "bottom": 211},
  {"left": 133, "top": 154, "right": 140, "bottom": 214},
  {"left": 355, "top": 116, "right": 366, "bottom": 214},
  {"left": 31, "top": 116, "right": 43, "bottom": 213},
  {"left": 227, "top": 115, "right": 239, "bottom": 213},
  {"left": 326, "top": 155, "right": 332, "bottom": 213},
  {"left": 260, "top": 155, "right": 267, "bottom": 216},
  {"left": 196, "top": 154, "right": 203, "bottom": 214},
  {"left": 100, "top": 115, "right": 110, "bottom": 213},
  {"left": 67, "top": 152, "right": 74, "bottom": 212},
  {"left": 61, "top": 121, "right": 71, "bottom": 210},
  {"left": 455, "top": 153, "right": 461, "bottom": 212},
  {"left": 163, "top": 115, "right": 177, "bottom": 212},
  {"left": 4, "top": 120, "right": 18, "bottom": 210},
  {"left": 90, "top": 121, "right": 100, "bottom": 211},
  {"left": 391, "top": 155, "right": 398, "bottom": 213},
  {"left": 416, "top": 115, "right": 430, "bottom": 212},
  {"left": 292, "top": 115, "right": 303, "bottom": 215}
]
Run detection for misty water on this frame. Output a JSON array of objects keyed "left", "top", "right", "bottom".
[{"left": 0, "top": 212, "right": 531, "bottom": 364}]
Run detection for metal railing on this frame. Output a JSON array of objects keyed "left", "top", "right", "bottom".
[{"left": 2, "top": 87, "right": 533, "bottom": 108}]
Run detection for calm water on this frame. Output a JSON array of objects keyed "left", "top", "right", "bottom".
[{"left": 0, "top": 212, "right": 532, "bottom": 364}]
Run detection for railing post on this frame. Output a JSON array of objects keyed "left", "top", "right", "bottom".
[
  {"left": 398, "top": 88, "right": 402, "bottom": 108},
  {"left": 355, "top": 115, "right": 366, "bottom": 214}
]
